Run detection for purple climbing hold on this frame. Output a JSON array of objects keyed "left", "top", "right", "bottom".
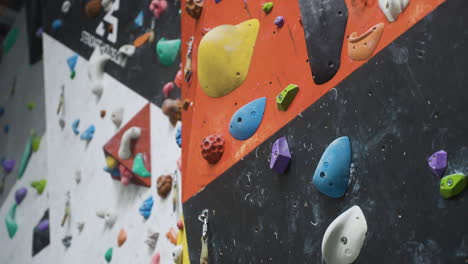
[
  {"left": 270, "top": 136, "right": 291, "bottom": 174},
  {"left": 37, "top": 219, "right": 50, "bottom": 232},
  {"left": 2, "top": 159, "right": 15, "bottom": 173},
  {"left": 35, "top": 27, "right": 44, "bottom": 38},
  {"left": 274, "top": 16, "right": 285, "bottom": 28},
  {"left": 15, "top": 188, "right": 27, "bottom": 205},
  {"left": 428, "top": 150, "right": 447, "bottom": 177}
]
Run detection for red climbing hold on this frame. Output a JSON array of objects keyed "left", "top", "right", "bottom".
[{"left": 201, "top": 135, "right": 225, "bottom": 164}]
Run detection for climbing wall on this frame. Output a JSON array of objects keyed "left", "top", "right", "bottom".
[
  {"left": 181, "top": 0, "right": 468, "bottom": 262},
  {"left": 1, "top": 0, "right": 186, "bottom": 262}
]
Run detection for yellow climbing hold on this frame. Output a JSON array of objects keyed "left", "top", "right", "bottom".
[
  {"left": 106, "top": 156, "right": 118, "bottom": 169},
  {"left": 198, "top": 19, "right": 260, "bottom": 98}
]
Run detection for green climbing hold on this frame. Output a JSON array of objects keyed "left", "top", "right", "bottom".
[
  {"left": 31, "top": 134, "right": 42, "bottom": 152},
  {"left": 27, "top": 102, "right": 36, "bottom": 111},
  {"left": 262, "top": 2, "right": 274, "bottom": 14},
  {"left": 276, "top": 84, "right": 299, "bottom": 111},
  {"left": 31, "top": 179, "right": 47, "bottom": 194},
  {"left": 132, "top": 153, "right": 151, "bottom": 178},
  {"left": 18, "top": 135, "right": 33, "bottom": 179},
  {"left": 440, "top": 173, "right": 467, "bottom": 199},
  {"left": 156, "top": 38, "right": 181, "bottom": 66},
  {"left": 5, "top": 203, "right": 18, "bottom": 238},
  {"left": 3, "top": 28, "right": 19, "bottom": 54},
  {"left": 105, "top": 247, "right": 113, "bottom": 262},
  {"left": 70, "top": 71, "right": 76, "bottom": 79}
]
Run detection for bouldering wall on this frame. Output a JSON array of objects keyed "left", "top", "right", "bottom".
[
  {"left": 181, "top": 0, "right": 468, "bottom": 263},
  {"left": 0, "top": 7, "right": 46, "bottom": 206},
  {"left": 0, "top": 6, "right": 50, "bottom": 263},
  {"left": 42, "top": 33, "right": 183, "bottom": 263},
  {"left": 1, "top": 0, "right": 186, "bottom": 263}
]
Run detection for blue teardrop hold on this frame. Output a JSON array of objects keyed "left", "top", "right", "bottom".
[
  {"left": 139, "top": 196, "right": 154, "bottom": 219},
  {"left": 67, "top": 55, "right": 78, "bottom": 72},
  {"left": 229, "top": 97, "right": 266, "bottom": 140},
  {"left": 312, "top": 136, "right": 351, "bottom": 198}
]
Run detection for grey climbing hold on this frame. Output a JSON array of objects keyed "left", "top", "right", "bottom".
[{"left": 62, "top": 235, "right": 72, "bottom": 248}]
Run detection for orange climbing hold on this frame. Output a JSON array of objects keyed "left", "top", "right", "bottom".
[
  {"left": 348, "top": 23, "right": 385, "bottom": 61},
  {"left": 133, "top": 32, "right": 153, "bottom": 48}
]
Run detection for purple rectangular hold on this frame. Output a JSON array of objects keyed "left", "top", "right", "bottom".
[
  {"left": 270, "top": 136, "right": 291, "bottom": 174},
  {"left": 428, "top": 150, "right": 447, "bottom": 177}
]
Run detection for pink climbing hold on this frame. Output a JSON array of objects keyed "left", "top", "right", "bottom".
[
  {"left": 119, "top": 164, "right": 134, "bottom": 186},
  {"left": 163, "top": 82, "right": 175, "bottom": 98},
  {"left": 151, "top": 253, "right": 161, "bottom": 264},
  {"left": 174, "top": 64, "right": 184, "bottom": 88},
  {"left": 177, "top": 156, "right": 182, "bottom": 171},
  {"left": 149, "top": 0, "right": 168, "bottom": 19}
]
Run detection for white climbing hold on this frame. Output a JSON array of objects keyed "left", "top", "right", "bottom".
[
  {"left": 118, "top": 127, "right": 141, "bottom": 160},
  {"left": 322, "top": 206, "right": 367, "bottom": 264},
  {"left": 378, "top": 0, "right": 409, "bottom": 22},
  {"left": 111, "top": 108, "right": 124, "bottom": 127},
  {"left": 102, "top": 0, "right": 113, "bottom": 12},
  {"left": 96, "top": 208, "right": 117, "bottom": 227},
  {"left": 88, "top": 49, "right": 110, "bottom": 97},
  {"left": 118, "top": 45, "right": 136, "bottom": 57},
  {"left": 62, "top": 0, "right": 71, "bottom": 13},
  {"left": 172, "top": 245, "right": 183, "bottom": 264}
]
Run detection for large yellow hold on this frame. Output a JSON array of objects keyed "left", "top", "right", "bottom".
[{"left": 198, "top": 19, "right": 260, "bottom": 98}]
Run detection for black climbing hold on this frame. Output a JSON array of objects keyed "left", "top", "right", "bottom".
[
  {"left": 32, "top": 209, "right": 50, "bottom": 256},
  {"left": 297, "top": 0, "right": 348, "bottom": 84}
]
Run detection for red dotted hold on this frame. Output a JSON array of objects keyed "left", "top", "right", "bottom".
[{"left": 201, "top": 135, "right": 225, "bottom": 164}]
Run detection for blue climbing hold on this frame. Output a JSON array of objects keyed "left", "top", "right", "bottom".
[
  {"left": 3, "top": 125, "right": 9, "bottom": 134},
  {"left": 0, "top": 107, "right": 4, "bottom": 117},
  {"left": 72, "top": 119, "right": 80, "bottom": 135},
  {"left": 215, "top": 0, "right": 222, "bottom": 3},
  {"left": 175, "top": 126, "right": 182, "bottom": 147},
  {"left": 67, "top": 55, "right": 78, "bottom": 72},
  {"left": 139, "top": 196, "right": 153, "bottom": 219},
  {"left": 80, "top": 125, "right": 95, "bottom": 141},
  {"left": 229, "top": 97, "right": 266, "bottom": 140},
  {"left": 312, "top": 136, "right": 351, "bottom": 198},
  {"left": 52, "top": 19, "right": 63, "bottom": 32},
  {"left": 104, "top": 167, "right": 121, "bottom": 177},
  {"left": 134, "top": 11, "right": 144, "bottom": 27}
]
